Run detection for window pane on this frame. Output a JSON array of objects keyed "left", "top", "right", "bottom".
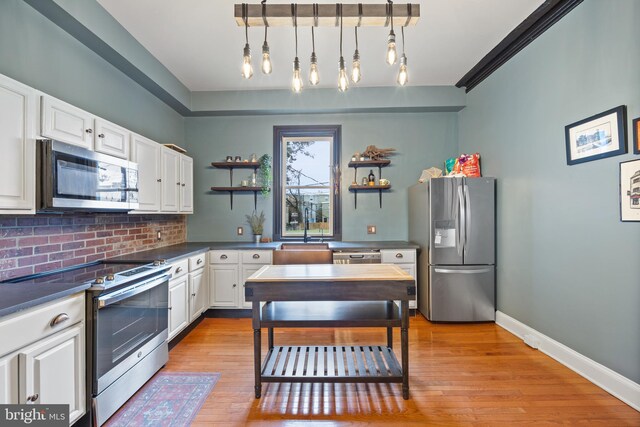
[
  {"left": 285, "top": 139, "right": 330, "bottom": 187},
  {"left": 284, "top": 189, "right": 331, "bottom": 236}
]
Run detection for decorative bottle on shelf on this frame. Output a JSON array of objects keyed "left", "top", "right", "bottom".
[{"left": 368, "top": 169, "right": 375, "bottom": 186}]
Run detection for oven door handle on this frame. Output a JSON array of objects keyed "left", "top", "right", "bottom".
[{"left": 97, "top": 274, "right": 170, "bottom": 308}]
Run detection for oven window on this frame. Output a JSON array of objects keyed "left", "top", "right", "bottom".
[
  {"left": 55, "top": 152, "right": 128, "bottom": 202},
  {"left": 95, "top": 281, "right": 168, "bottom": 380}
]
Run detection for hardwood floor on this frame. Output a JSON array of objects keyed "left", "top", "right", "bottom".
[{"left": 163, "top": 316, "right": 640, "bottom": 426}]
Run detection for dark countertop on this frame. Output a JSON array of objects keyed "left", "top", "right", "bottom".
[{"left": 0, "top": 240, "right": 420, "bottom": 318}]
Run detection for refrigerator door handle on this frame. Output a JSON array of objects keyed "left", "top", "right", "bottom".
[
  {"left": 434, "top": 268, "right": 493, "bottom": 274},
  {"left": 464, "top": 184, "right": 471, "bottom": 257},
  {"left": 457, "top": 185, "right": 466, "bottom": 256}
]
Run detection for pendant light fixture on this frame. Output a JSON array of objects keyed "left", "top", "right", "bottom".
[
  {"left": 241, "top": 3, "right": 253, "bottom": 79},
  {"left": 260, "top": 1, "right": 272, "bottom": 74},
  {"left": 385, "top": 0, "right": 397, "bottom": 65},
  {"left": 309, "top": 27, "right": 320, "bottom": 85},
  {"left": 337, "top": 4, "right": 349, "bottom": 92},
  {"left": 397, "top": 26, "right": 408, "bottom": 86},
  {"left": 291, "top": 4, "right": 303, "bottom": 93}
]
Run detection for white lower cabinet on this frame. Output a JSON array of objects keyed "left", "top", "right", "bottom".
[
  {"left": 0, "top": 293, "right": 85, "bottom": 425},
  {"left": 381, "top": 249, "right": 418, "bottom": 310},
  {"left": 168, "top": 275, "right": 189, "bottom": 341},
  {"left": 19, "top": 323, "right": 85, "bottom": 424},
  {"left": 209, "top": 250, "right": 272, "bottom": 309},
  {"left": 188, "top": 253, "right": 207, "bottom": 322}
]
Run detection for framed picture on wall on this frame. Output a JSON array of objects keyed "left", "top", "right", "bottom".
[
  {"left": 633, "top": 117, "right": 640, "bottom": 154},
  {"left": 565, "top": 105, "right": 627, "bottom": 165},
  {"left": 620, "top": 159, "right": 640, "bottom": 222}
]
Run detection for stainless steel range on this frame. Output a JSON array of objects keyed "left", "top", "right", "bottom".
[{"left": 84, "top": 260, "right": 171, "bottom": 426}]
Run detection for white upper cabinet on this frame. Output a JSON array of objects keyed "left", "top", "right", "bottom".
[
  {"left": 161, "top": 147, "right": 180, "bottom": 212},
  {"left": 40, "top": 96, "right": 93, "bottom": 149},
  {"left": 94, "top": 119, "right": 130, "bottom": 159},
  {"left": 0, "top": 75, "right": 36, "bottom": 213},
  {"left": 180, "top": 154, "right": 194, "bottom": 213},
  {"left": 130, "top": 134, "right": 161, "bottom": 212}
]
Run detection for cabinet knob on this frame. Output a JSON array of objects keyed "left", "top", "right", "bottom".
[
  {"left": 176, "top": 267, "right": 183, "bottom": 273},
  {"left": 177, "top": 182, "right": 181, "bottom": 186},
  {"left": 192, "top": 293, "right": 196, "bottom": 297},
  {"left": 157, "top": 178, "right": 162, "bottom": 182},
  {"left": 252, "top": 254, "right": 260, "bottom": 259},
  {"left": 197, "top": 259, "right": 203, "bottom": 264},
  {"left": 181, "top": 183, "right": 186, "bottom": 187},
  {"left": 26, "top": 393, "right": 39, "bottom": 402},
  {"left": 85, "top": 128, "right": 93, "bottom": 134},
  {"left": 50, "top": 313, "right": 70, "bottom": 327},
  {"left": 395, "top": 253, "right": 404, "bottom": 258},
  {"left": 168, "top": 306, "right": 172, "bottom": 310},
  {"left": 98, "top": 133, "right": 105, "bottom": 138},
  {"left": 220, "top": 254, "right": 228, "bottom": 260},
  {"left": 232, "top": 283, "right": 237, "bottom": 288}
]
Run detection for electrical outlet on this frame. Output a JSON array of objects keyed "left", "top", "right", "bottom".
[
  {"left": 367, "top": 225, "right": 377, "bottom": 234},
  {"left": 237, "top": 226, "right": 244, "bottom": 236},
  {"left": 156, "top": 230, "right": 162, "bottom": 241}
]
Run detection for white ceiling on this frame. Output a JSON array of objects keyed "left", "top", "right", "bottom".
[{"left": 97, "top": 0, "right": 544, "bottom": 92}]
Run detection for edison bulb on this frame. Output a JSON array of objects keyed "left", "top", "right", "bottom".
[
  {"left": 351, "top": 50, "right": 361, "bottom": 83},
  {"left": 242, "top": 44, "right": 253, "bottom": 79},
  {"left": 338, "top": 57, "right": 349, "bottom": 92},
  {"left": 309, "top": 53, "right": 320, "bottom": 85},
  {"left": 261, "top": 42, "right": 272, "bottom": 74},
  {"left": 292, "top": 57, "right": 303, "bottom": 93},
  {"left": 397, "top": 54, "right": 408, "bottom": 86},
  {"left": 386, "top": 31, "right": 397, "bottom": 65}
]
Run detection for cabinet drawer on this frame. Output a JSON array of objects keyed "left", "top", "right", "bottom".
[
  {"left": 0, "top": 293, "right": 84, "bottom": 357},
  {"left": 188, "top": 253, "right": 206, "bottom": 271},
  {"left": 241, "top": 250, "right": 272, "bottom": 265},
  {"left": 169, "top": 259, "right": 189, "bottom": 279},
  {"left": 381, "top": 249, "right": 416, "bottom": 263},
  {"left": 209, "top": 250, "right": 238, "bottom": 264}
]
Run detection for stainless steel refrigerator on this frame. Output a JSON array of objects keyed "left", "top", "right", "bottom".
[{"left": 408, "top": 177, "right": 495, "bottom": 322}]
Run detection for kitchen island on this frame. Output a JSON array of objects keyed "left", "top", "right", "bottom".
[{"left": 244, "top": 263, "right": 415, "bottom": 399}]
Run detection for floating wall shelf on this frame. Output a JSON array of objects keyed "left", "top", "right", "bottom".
[
  {"left": 348, "top": 159, "right": 391, "bottom": 208},
  {"left": 210, "top": 161, "right": 268, "bottom": 209}
]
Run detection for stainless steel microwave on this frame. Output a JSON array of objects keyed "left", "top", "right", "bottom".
[{"left": 37, "top": 140, "right": 139, "bottom": 212}]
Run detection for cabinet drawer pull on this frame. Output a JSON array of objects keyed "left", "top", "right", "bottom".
[
  {"left": 85, "top": 128, "right": 93, "bottom": 134},
  {"left": 232, "top": 283, "right": 237, "bottom": 288},
  {"left": 182, "top": 183, "right": 186, "bottom": 187},
  {"left": 395, "top": 253, "right": 403, "bottom": 258},
  {"left": 197, "top": 259, "right": 203, "bottom": 264},
  {"left": 168, "top": 306, "right": 172, "bottom": 310},
  {"left": 50, "top": 313, "right": 70, "bottom": 327},
  {"left": 157, "top": 178, "right": 162, "bottom": 182},
  {"left": 191, "top": 293, "right": 196, "bottom": 297},
  {"left": 98, "top": 133, "right": 105, "bottom": 138},
  {"left": 176, "top": 267, "right": 183, "bottom": 273},
  {"left": 26, "top": 393, "right": 39, "bottom": 402},
  {"left": 252, "top": 254, "right": 260, "bottom": 259},
  {"left": 220, "top": 254, "right": 228, "bottom": 260}
]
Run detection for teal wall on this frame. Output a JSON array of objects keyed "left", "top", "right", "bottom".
[
  {"left": 0, "top": 0, "right": 185, "bottom": 144},
  {"left": 458, "top": 0, "right": 640, "bottom": 382},
  {"left": 185, "top": 112, "right": 458, "bottom": 241}
]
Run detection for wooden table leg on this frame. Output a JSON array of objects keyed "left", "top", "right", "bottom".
[
  {"left": 401, "top": 300, "right": 409, "bottom": 400},
  {"left": 387, "top": 327, "right": 393, "bottom": 349}
]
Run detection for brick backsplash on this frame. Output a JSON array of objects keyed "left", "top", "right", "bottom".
[{"left": 0, "top": 214, "right": 186, "bottom": 281}]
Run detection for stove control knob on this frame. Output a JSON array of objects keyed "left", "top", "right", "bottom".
[
  {"left": 153, "top": 260, "right": 160, "bottom": 266},
  {"left": 94, "top": 277, "right": 105, "bottom": 285},
  {"left": 153, "top": 259, "right": 167, "bottom": 266},
  {"left": 106, "top": 274, "right": 115, "bottom": 281}
]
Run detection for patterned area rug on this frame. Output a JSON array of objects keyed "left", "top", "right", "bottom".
[{"left": 105, "top": 372, "right": 220, "bottom": 427}]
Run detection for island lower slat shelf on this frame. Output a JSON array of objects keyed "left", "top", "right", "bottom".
[
  {"left": 261, "top": 301, "right": 401, "bottom": 328},
  {"left": 261, "top": 345, "right": 403, "bottom": 383}
]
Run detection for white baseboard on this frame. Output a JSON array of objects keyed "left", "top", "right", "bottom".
[{"left": 496, "top": 310, "right": 640, "bottom": 412}]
